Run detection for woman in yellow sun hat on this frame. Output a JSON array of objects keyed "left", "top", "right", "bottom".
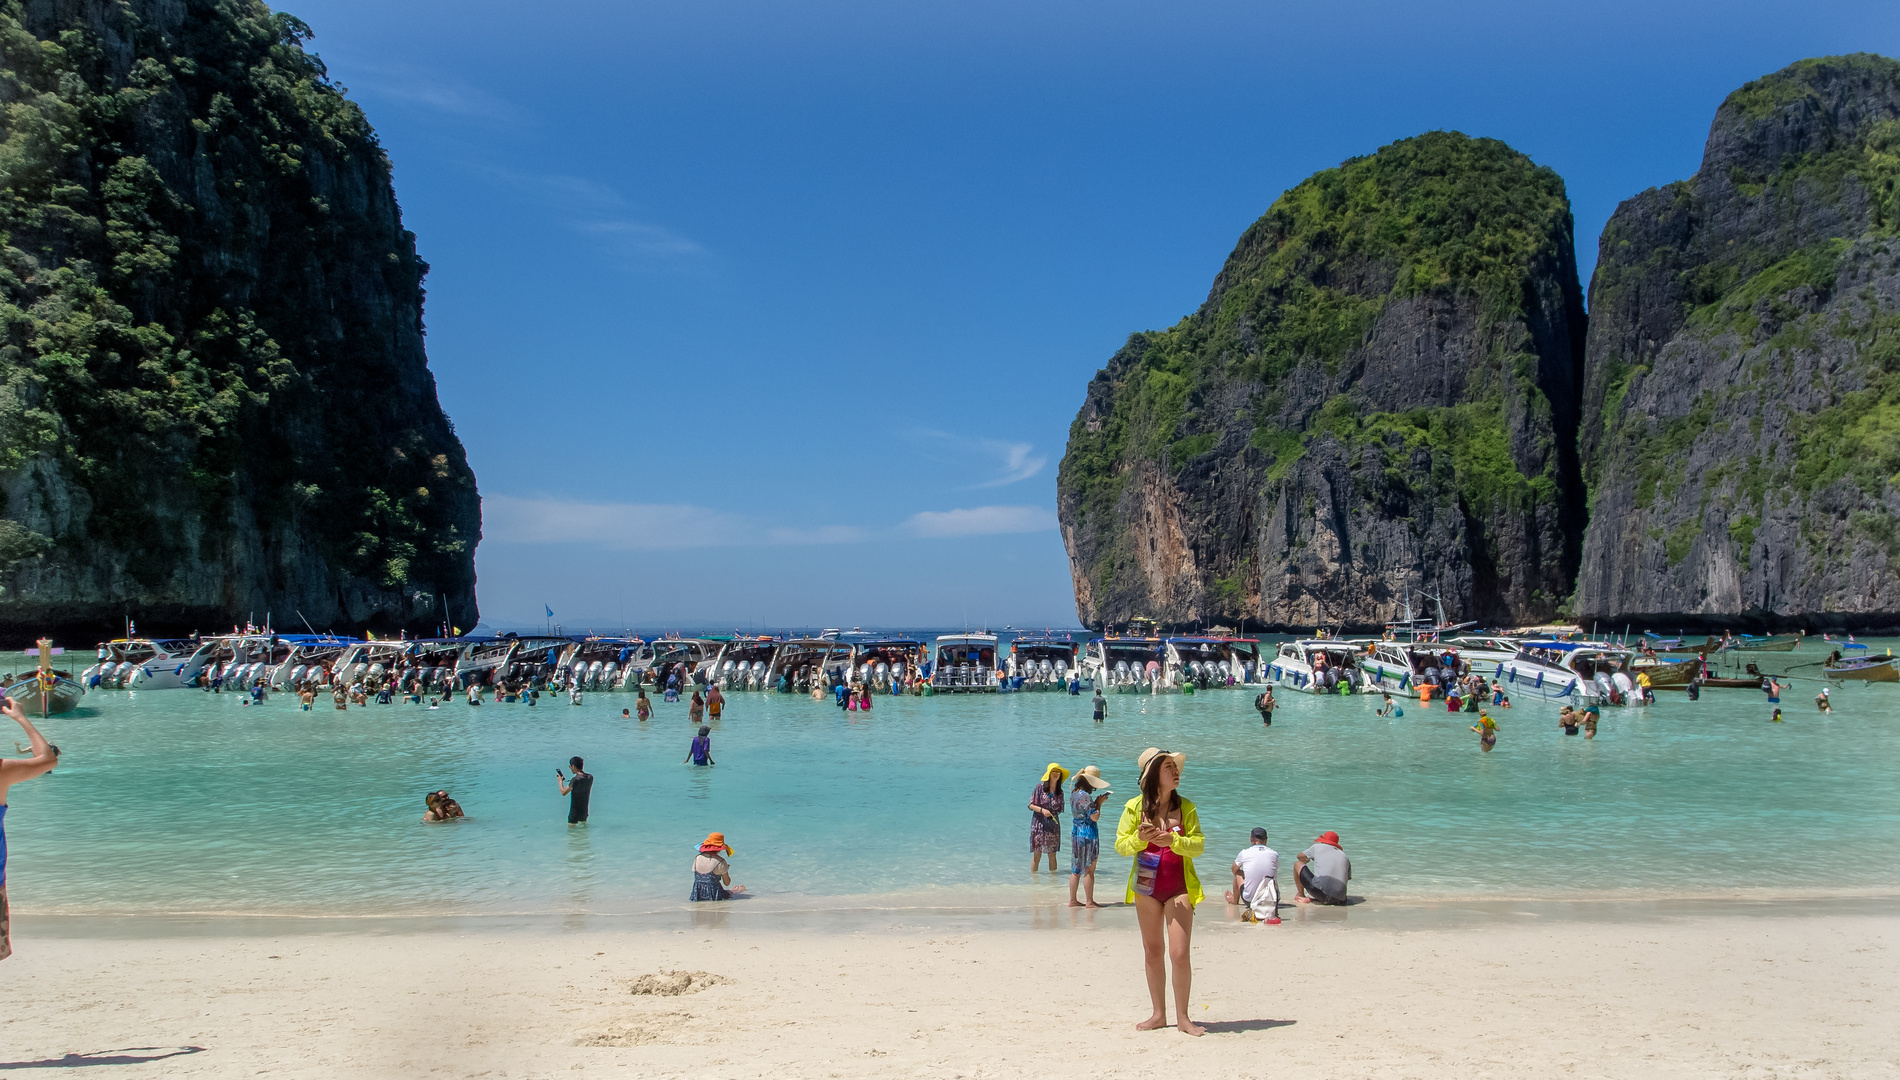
[{"left": 1028, "top": 762, "right": 1067, "bottom": 872}]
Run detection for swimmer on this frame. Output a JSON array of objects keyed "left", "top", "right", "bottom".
[{"left": 1471, "top": 711, "right": 1498, "bottom": 751}]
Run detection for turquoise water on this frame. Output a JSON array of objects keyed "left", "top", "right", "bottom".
[{"left": 5, "top": 641, "right": 1898, "bottom": 916}]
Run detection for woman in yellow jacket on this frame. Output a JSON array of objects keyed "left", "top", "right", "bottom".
[{"left": 1113, "top": 747, "right": 1205, "bottom": 1036}]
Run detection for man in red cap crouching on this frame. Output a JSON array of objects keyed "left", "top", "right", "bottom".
[{"left": 1294, "top": 831, "right": 1351, "bottom": 906}]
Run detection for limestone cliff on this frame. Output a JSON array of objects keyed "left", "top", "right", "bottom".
[
  {"left": 0, "top": 0, "right": 479, "bottom": 640},
  {"left": 1576, "top": 54, "right": 1900, "bottom": 629},
  {"left": 1058, "top": 132, "right": 1585, "bottom": 630}
]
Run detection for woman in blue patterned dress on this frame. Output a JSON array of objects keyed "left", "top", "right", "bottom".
[
  {"left": 1029, "top": 763, "right": 1066, "bottom": 872},
  {"left": 1069, "top": 765, "right": 1111, "bottom": 906}
]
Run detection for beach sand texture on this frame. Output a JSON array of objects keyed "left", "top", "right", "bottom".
[{"left": 2, "top": 910, "right": 1894, "bottom": 1078}]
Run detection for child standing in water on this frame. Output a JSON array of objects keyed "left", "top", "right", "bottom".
[
  {"left": 685, "top": 725, "right": 715, "bottom": 766},
  {"left": 1472, "top": 711, "right": 1498, "bottom": 751}
]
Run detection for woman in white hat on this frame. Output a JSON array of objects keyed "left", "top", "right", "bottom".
[{"left": 1113, "top": 747, "right": 1205, "bottom": 1036}]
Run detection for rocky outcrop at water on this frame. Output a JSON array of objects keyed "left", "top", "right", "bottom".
[
  {"left": 1057, "top": 132, "right": 1586, "bottom": 630},
  {"left": 0, "top": 0, "right": 479, "bottom": 640},
  {"left": 1575, "top": 54, "right": 1900, "bottom": 629}
]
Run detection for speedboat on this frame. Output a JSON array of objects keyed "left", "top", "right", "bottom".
[
  {"left": 765, "top": 638, "right": 853, "bottom": 691},
  {"left": 1497, "top": 640, "right": 1644, "bottom": 705},
  {"left": 930, "top": 633, "right": 1000, "bottom": 692},
  {"left": 642, "top": 637, "right": 724, "bottom": 690},
  {"left": 557, "top": 637, "right": 644, "bottom": 690},
  {"left": 1082, "top": 636, "right": 1166, "bottom": 692},
  {"left": 267, "top": 634, "right": 360, "bottom": 690},
  {"left": 1440, "top": 635, "right": 1525, "bottom": 677},
  {"left": 197, "top": 634, "right": 278, "bottom": 690},
  {"left": 710, "top": 637, "right": 782, "bottom": 691},
  {"left": 81, "top": 637, "right": 216, "bottom": 690},
  {"left": 850, "top": 638, "right": 926, "bottom": 690},
  {"left": 1007, "top": 634, "right": 1079, "bottom": 691},
  {"left": 1272, "top": 639, "right": 1371, "bottom": 694},
  {"left": 1165, "top": 637, "right": 1262, "bottom": 690},
  {"left": 1358, "top": 641, "right": 1455, "bottom": 698}
]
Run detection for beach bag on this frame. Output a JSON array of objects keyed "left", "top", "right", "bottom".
[
  {"left": 1248, "top": 878, "right": 1279, "bottom": 922},
  {"left": 1133, "top": 850, "right": 1161, "bottom": 896}
]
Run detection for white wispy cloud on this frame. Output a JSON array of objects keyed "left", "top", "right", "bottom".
[
  {"left": 342, "top": 66, "right": 528, "bottom": 125},
  {"left": 478, "top": 168, "right": 712, "bottom": 275},
  {"left": 908, "top": 430, "right": 1048, "bottom": 488},
  {"left": 484, "top": 496, "right": 860, "bottom": 551},
  {"left": 904, "top": 505, "right": 1058, "bottom": 538}
]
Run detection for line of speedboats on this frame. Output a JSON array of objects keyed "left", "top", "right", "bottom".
[
  {"left": 1266, "top": 632, "right": 1704, "bottom": 707},
  {"left": 75, "top": 629, "right": 1276, "bottom": 697}
]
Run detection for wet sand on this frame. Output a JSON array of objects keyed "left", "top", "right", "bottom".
[{"left": 2, "top": 901, "right": 1894, "bottom": 1078}]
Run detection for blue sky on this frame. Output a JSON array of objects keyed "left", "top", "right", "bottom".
[{"left": 290, "top": 0, "right": 1899, "bottom": 631}]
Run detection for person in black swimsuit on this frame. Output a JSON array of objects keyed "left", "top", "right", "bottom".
[{"left": 557, "top": 756, "right": 593, "bottom": 824}]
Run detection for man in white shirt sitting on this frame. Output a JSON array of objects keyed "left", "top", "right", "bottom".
[{"left": 1224, "top": 827, "right": 1279, "bottom": 923}]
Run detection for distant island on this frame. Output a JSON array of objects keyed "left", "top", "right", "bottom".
[{"left": 1059, "top": 54, "right": 1900, "bottom": 634}]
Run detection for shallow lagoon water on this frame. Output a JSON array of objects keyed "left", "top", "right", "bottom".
[{"left": 6, "top": 641, "right": 1899, "bottom": 916}]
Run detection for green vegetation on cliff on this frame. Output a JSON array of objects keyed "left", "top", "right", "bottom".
[
  {"left": 0, "top": 0, "right": 478, "bottom": 631},
  {"left": 1063, "top": 132, "right": 1574, "bottom": 530}
]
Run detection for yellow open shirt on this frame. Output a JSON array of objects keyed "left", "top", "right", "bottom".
[{"left": 1112, "top": 795, "right": 1206, "bottom": 905}]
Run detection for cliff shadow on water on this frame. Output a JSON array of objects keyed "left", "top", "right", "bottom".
[
  {"left": 1057, "top": 131, "right": 1586, "bottom": 632},
  {"left": 0, "top": 0, "right": 480, "bottom": 642}
]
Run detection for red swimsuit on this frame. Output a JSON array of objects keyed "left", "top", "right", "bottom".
[{"left": 1145, "top": 834, "right": 1187, "bottom": 902}]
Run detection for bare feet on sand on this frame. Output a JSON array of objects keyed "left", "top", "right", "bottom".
[{"left": 1135, "top": 1014, "right": 1168, "bottom": 1031}]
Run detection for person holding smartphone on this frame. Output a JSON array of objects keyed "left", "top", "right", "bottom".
[
  {"left": 556, "top": 756, "right": 593, "bottom": 824},
  {"left": 1114, "top": 747, "right": 1206, "bottom": 1036},
  {"left": 1, "top": 697, "right": 60, "bottom": 961}
]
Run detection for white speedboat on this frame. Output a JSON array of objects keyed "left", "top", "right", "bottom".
[
  {"left": 557, "top": 637, "right": 643, "bottom": 690},
  {"left": 1082, "top": 636, "right": 1166, "bottom": 692},
  {"left": 850, "top": 638, "right": 926, "bottom": 690},
  {"left": 765, "top": 638, "right": 852, "bottom": 691},
  {"left": 1357, "top": 641, "right": 1459, "bottom": 698},
  {"left": 930, "top": 633, "right": 1000, "bottom": 692},
  {"left": 267, "top": 634, "right": 360, "bottom": 690},
  {"left": 81, "top": 637, "right": 216, "bottom": 690},
  {"left": 1166, "top": 636, "right": 1264, "bottom": 690},
  {"left": 1440, "top": 635, "right": 1524, "bottom": 677},
  {"left": 1496, "top": 640, "right": 1644, "bottom": 706},
  {"left": 1007, "top": 634, "right": 1079, "bottom": 691},
  {"left": 196, "top": 634, "right": 279, "bottom": 691},
  {"left": 1270, "top": 639, "right": 1370, "bottom": 694},
  {"left": 709, "top": 637, "right": 782, "bottom": 691}
]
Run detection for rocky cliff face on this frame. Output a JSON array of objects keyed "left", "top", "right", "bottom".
[
  {"left": 1576, "top": 54, "right": 1900, "bottom": 629},
  {"left": 1058, "top": 132, "right": 1586, "bottom": 630},
  {"left": 0, "top": 0, "right": 479, "bottom": 640}
]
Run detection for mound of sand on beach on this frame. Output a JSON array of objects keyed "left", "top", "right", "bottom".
[{"left": 628, "top": 970, "right": 731, "bottom": 996}]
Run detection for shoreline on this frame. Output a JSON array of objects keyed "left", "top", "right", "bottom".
[{"left": 15, "top": 889, "right": 1899, "bottom": 937}]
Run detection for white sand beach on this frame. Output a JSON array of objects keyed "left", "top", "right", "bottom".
[{"left": 2, "top": 905, "right": 1894, "bottom": 1078}]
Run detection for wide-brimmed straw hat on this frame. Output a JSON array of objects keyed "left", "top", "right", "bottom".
[
  {"left": 1136, "top": 747, "right": 1185, "bottom": 778},
  {"left": 1039, "top": 762, "right": 1069, "bottom": 783},
  {"left": 699, "top": 831, "right": 733, "bottom": 856},
  {"left": 1072, "top": 765, "right": 1111, "bottom": 792}
]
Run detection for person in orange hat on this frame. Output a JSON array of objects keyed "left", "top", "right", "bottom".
[
  {"left": 1294, "top": 831, "right": 1350, "bottom": 905},
  {"left": 690, "top": 833, "right": 744, "bottom": 901}
]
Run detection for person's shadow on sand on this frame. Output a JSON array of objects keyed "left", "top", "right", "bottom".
[
  {"left": 1200, "top": 1019, "right": 1297, "bottom": 1034},
  {"left": 0, "top": 1046, "right": 205, "bottom": 1070}
]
